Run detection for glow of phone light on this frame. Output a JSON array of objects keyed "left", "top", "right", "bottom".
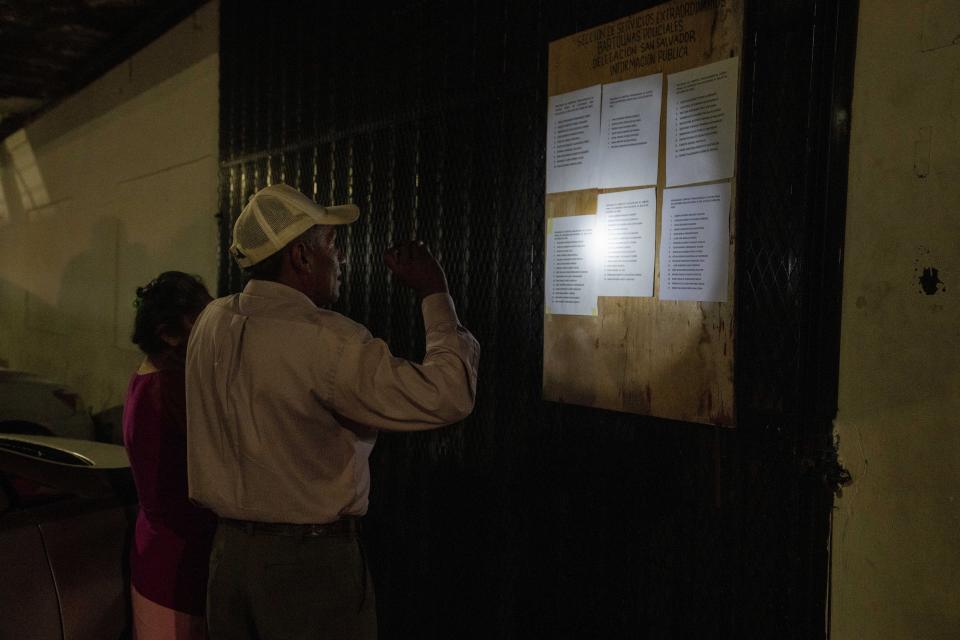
[{"left": 588, "top": 220, "right": 609, "bottom": 270}]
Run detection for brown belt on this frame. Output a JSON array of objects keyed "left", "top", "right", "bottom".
[{"left": 220, "top": 516, "right": 360, "bottom": 537}]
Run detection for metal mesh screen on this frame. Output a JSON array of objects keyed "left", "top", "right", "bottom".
[{"left": 218, "top": 1, "right": 855, "bottom": 637}]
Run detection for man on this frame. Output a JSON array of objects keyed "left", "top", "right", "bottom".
[{"left": 185, "top": 183, "right": 480, "bottom": 640}]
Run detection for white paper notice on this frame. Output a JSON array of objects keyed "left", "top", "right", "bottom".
[
  {"left": 598, "top": 74, "right": 662, "bottom": 189},
  {"left": 546, "top": 85, "right": 602, "bottom": 194},
  {"left": 665, "top": 57, "right": 739, "bottom": 187},
  {"left": 596, "top": 188, "right": 656, "bottom": 297},
  {"left": 545, "top": 215, "right": 599, "bottom": 316},
  {"left": 659, "top": 183, "right": 731, "bottom": 302}
]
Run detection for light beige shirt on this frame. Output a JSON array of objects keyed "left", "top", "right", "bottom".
[{"left": 185, "top": 279, "right": 479, "bottom": 524}]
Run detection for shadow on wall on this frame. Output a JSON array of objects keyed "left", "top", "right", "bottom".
[
  {"left": 0, "top": 214, "right": 144, "bottom": 444},
  {"left": 0, "top": 202, "right": 147, "bottom": 441},
  {"left": 0, "top": 265, "right": 140, "bottom": 443},
  {"left": 60, "top": 217, "right": 114, "bottom": 335},
  {"left": 0, "top": 275, "right": 124, "bottom": 444},
  {"left": 60, "top": 216, "right": 147, "bottom": 442},
  {"left": 1, "top": 129, "right": 218, "bottom": 437},
  {"left": 0, "top": 84, "right": 218, "bottom": 437},
  {"left": 43, "top": 208, "right": 236, "bottom": 442},
  {"left": 1, "top": 126, "right": 137, "bottom": 339}
]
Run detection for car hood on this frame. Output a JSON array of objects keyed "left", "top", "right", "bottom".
[{"left": 0, "top": 434, "right": 128, "bottom": 469}]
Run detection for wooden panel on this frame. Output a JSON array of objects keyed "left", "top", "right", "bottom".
[{"left": 544, "top": 0, "right": 742, "bottom": 426}]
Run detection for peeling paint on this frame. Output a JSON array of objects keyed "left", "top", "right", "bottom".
[
  {"left": 914, "top": 246, "right": 947, "bottom": 295},
  {"left": 919, "top": 266, "right": 945, "bottom": 295}
]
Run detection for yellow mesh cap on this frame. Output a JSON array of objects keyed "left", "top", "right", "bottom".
[{"left": 230, "top": 184, "right": 359, "bottom": 268}]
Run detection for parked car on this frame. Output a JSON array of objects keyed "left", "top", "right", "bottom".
[
  {"left": 0, "top": 433, "right": 134, "bottom": 639},
  {"left": 0, "top": 369, "right": 96, "bottom": 440}
]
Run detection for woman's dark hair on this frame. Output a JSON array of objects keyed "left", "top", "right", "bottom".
[{"left": 131, "top": 271, "right": 210, "bottom": 356}]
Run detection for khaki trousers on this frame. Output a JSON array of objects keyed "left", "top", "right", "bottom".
[{"left": 206, "top": 521, "right": 376, "bottom": 640}]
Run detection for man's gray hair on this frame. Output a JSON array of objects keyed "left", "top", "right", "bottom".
[{"left": 245, "top": 224, "right": 332, "bottom": 281}]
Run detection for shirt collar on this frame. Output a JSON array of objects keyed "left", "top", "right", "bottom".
[{"left": 242, "top": 279, "right": 319, "bottom": 310}]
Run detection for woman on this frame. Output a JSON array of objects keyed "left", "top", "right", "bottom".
[{"left": 123, "top": 271, "right": 216, "bottom": 639}]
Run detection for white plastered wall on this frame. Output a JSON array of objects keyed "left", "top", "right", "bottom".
[
  {"left": 0, "top": 1, "right": 219, "bottom": 416},
  {"left": 832, "top": 1, "right": 960, "bottom": 638}
]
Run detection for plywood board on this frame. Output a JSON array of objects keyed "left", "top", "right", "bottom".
[{"left": 543, "top": 0, "right": 742, "bottom": 426}]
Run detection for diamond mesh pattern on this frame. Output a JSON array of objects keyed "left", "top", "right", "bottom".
[
  {"left": 233, "top": 195, "right": 293, "bottom": 253},
  {"left": 217, "top": 1, "right": 851, "bottom": 637}
]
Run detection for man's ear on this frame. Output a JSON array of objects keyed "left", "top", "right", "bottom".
[{"left": 288, "top": 242, "right": 312, "bottom": 274}]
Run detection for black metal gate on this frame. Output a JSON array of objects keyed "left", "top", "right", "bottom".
[{"left": 217, "top": 1, "right": 858, "bottom": 637}]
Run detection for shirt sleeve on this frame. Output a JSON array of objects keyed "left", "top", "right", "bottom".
[{"left": 329, "top": 293, "right": 480, "bottom": 431}]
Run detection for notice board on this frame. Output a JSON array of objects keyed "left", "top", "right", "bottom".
[{"left": 543, "top": 0, "right": 743, "bottom": 426}]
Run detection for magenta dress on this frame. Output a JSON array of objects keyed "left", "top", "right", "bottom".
[{"left": 122, "top": 368, "right": 216, "bottom": 615}]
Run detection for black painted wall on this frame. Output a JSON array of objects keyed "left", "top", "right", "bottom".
[{"left": 217, "top": 1, "right": 857, "bottom": 638}]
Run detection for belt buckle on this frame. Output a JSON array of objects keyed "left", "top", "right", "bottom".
[{"left": 304, "top": 523, "right": 327, "bottom": 537}]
